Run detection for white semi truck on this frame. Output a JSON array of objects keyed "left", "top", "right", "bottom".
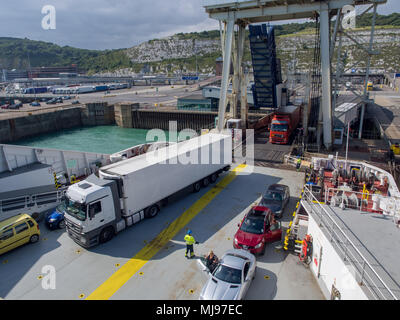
[{"left": 63, "top": 133, "right": 232, "bottom": 248}]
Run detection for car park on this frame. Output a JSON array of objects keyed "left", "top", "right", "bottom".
[
  {"left": 233, "top": 206, "right": 282, "bottom": 255},
  {"left": 259, "top": 184, "right": 290, "bottom": 218},
  {"left": 0, "top": 213, "right": 40, "bottom": 255},
  {"left": 199, "top": 249, "right": 256, "bottom": 300}
]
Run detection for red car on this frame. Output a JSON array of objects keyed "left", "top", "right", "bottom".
[
  {"left": 233, "top": 206, "right": 282, "bottom": 255},
  {"left": 1, "top": 104, "right": 9, "bottom": 109}
]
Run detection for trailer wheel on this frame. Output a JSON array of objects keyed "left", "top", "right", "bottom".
[
  {"left": 193, "top": 182, "right": 201, "bottom": 193},
  {"left": 210, "top": 173, "right": 218, "bottom": 183},
  {"left": 145, "top": 205, "right": 159, "bottom": 219},
  {"left": 99, "top": 227, "right": 114, "bottom": 244},
  {"left": 202, "top": 177, "right": 210, "bottom": 187},
  {"left": 223, "top": 165, "right": 231, "bottom": 172}
]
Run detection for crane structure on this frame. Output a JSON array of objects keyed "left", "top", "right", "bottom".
[{"left": 203, "top": 0, "right": 387, "bottom": 150}]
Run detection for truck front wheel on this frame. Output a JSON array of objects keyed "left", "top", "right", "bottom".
[
  {"left": 145, "top": 205, "right": 159, "bottom": 219},
  {"left": 99, "top": 227, "right": 114, "bottom": 244}
]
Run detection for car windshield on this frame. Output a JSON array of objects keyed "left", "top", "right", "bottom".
[
  {"left": 60, "top": 198, "right": 86, "bottom": 221},
  {"left": 213, "top": 264, "right": 242, "bottom": 284},
  {"left": 240, "top": 216, "right": 264, "bottom": 234},
  {"left": 271, "top": 124, "right": 288, "bottom": 132},
  {"left": 263, "top": 191, "right": 283, "bottom": 202}
]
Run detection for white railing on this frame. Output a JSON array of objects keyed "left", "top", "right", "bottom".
[
  {"left": 0, "top": 188, "right": 66, "bottom": 220},
  {"left": 303, "top": 185, "right": 398, "bottom": 300}
]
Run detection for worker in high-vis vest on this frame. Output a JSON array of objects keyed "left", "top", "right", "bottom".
[{"left": 184, "top": 229, "right": 199, "bottom": 258}]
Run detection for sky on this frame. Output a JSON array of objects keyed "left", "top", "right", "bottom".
[{"left": 0, "top": 0, "right": 399, "bottom": 50}]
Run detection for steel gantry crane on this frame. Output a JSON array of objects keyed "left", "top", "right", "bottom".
[{"left": 203, "top": 0, "right": 386, "bottom": 150}]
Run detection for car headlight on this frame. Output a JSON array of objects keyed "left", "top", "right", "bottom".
[
  {"left": 255, "top": 241, "right": 263, "bottom": 249},
  {"left": 80, "top": 236, "right": 87, "bottom": 244},
  {"left": 234, "top": 238, "right": 238, "bottom": 245},
  {"left": 49, "top": 218, "right": 56, "bottom": 222}
]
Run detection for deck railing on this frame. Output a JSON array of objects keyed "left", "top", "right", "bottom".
[{"left": 303, "top": 185, "right": 398, "bottom": 300}]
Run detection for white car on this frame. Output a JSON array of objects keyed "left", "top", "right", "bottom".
[{"left": 199, "top": 249, "right": 256, "bottom": 300}]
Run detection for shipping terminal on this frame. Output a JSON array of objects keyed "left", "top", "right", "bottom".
[{"left": 1, "top": 0, "right": 400, "bottom": 302}]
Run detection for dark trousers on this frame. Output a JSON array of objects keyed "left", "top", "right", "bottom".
[{"left": 185, "top": 244, "right": 194, "bottom": 257}]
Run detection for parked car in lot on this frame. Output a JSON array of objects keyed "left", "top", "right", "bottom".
[
  {"left": 233, "top": 206, "right": 282, "bottom": 255},
  {"left": 45, "top": 206, "right": 65, "bottom": 230},
  {"left": 259, "top": 184, "right": 290, "bottom": 218},
  {"left": 199, "top": 249, "right": 256, "bottom": 300},
  {"left": 62, "top": 96, "right": 71, "bottom": 100},
  {"left": 1, "top": 104, "right": 10, "bottom": 109},
  {"left": 0, "top": 213, "right": 40, "bottom": 255},
  {"left": 71, "top": 100, "right": 80, "bottom": 104},
  {"left": 30, "top": 101, "right": 41, "bottom": 107},
  {"left": 8, "top": 103, "right": 22, "bottom": 109},
  {"left": 46, "top": 98, "right": 57, "bottom": 104}
]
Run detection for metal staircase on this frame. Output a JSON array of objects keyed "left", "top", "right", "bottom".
[{"left": 248, "top": 24, "right": 280, "bottom": 109}]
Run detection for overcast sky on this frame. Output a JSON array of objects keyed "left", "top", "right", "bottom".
[{"left": 0, "top": 0, "right": 399, "bottom": 50}]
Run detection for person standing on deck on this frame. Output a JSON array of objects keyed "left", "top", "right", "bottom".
[{"left": 184, "top": 230, "right": 198, "bottom": 259}]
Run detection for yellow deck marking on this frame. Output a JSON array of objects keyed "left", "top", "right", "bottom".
[{"left": 87, "top": 164, "right": 247, "bottom": 300}]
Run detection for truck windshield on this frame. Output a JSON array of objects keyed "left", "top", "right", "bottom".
[
  {"left": 60, "top": 198, "right": 86, "bottom": 221},
  {"left": 271, "top": 124, "right": 288, "bottom": 132}
]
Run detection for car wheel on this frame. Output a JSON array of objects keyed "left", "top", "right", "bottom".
[
  {"left": 58, "top": 219, "right": 66, "bottom": 229},
  {"left": 193, "top": 181, "right": 201, "bottom": 193},
  {"left": 30, "top": 234, "right": 39, "bottom": 243},
  {"left": 145, "top": 205, "right": 159, "bottom": 218},
  {"left": 99, "top": 227, "right": 114, "bottom": 244}
]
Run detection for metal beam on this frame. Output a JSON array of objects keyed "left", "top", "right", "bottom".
[
  {"left": 207, "top": 0, "right": 355, "bottom": 21},
  {"left": 218, "top": 18, "right": 235, "bottom": 132}
]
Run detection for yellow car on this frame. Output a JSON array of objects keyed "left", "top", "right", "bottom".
[{"left": 0, "top": 214, "right": 40, "bottom": 255}]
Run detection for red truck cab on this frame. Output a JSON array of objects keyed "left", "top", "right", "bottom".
[
  {"left": 233, "top": 206, "right": 282, "bottom": 255},
  {"left": 269, "top": 105, "right": 300, "bottom": 144}
]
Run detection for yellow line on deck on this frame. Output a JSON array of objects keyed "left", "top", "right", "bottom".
[{"left": 86, "top": 164, "right": 247, "bottom": 300}]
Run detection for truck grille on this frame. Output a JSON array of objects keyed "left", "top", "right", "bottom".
[{"left": 65, "top": 218, "right": 82, "bottom": 234}]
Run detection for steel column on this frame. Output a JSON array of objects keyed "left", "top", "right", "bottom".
[
  {"left": 358, "top": 3, "right": 377, "bottom": 139},
  {"left": 218, "top": 18, "right": 234, "bottom": 132},
  {"left": 320, "top": 9, "right": 333, "bottom": 150}
]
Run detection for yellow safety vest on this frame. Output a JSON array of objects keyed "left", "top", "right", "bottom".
[{"left": 184, "top": 234, "right": 195, "bottom": 245}]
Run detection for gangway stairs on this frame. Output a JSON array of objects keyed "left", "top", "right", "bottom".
[{"left": 248, "top": 24, "right": 281, "bottom": 109}]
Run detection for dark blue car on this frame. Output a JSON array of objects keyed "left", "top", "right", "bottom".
[{"left": 45, "top": 206, "right": 66, "bottom": 229}]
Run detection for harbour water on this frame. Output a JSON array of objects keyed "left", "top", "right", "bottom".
[{"left": 13, "top": 125, "right": 194, "bottom": 154}]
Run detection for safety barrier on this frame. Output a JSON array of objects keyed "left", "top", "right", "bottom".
[{"left": 303, "top": 185, "right": 398, "bottom": 300}]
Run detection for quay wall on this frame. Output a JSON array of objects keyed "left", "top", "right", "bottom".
[{"left": 0, "top": 101, "right": 216, "bottom": 144}]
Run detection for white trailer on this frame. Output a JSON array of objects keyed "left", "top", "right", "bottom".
[{"left": 63, "top": 133, "right": 232, "bottom": 247}]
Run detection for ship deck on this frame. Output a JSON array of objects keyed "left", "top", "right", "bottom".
[{"left": 0, "top": 166, "right": 324, "bottom": 300}]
